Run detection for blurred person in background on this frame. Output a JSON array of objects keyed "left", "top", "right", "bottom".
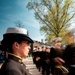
[
  {"left": 50, "top": 37, "right": 65, "bottom": 75},
  {"left": 43, "top": 46, "right": 51, "bottom": 75},
  {"left": 35, "top": 47, "right": 42, "bottom": 72},
  {"left": 63, "top": 43, "right": 75, "bottom": 75}
]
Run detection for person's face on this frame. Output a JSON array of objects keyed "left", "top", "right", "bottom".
[
  {"left": 53, "top": 41, "right": 62, "bottom": 49},
  {"left": 16, "top": 41, "right": 31, "bottom": 57},
  {"left": 46, "top": 48, "right": 50, "bottom": 53},
  {"left": 42, "top": 47, "right": 46, "bottom": 51}
]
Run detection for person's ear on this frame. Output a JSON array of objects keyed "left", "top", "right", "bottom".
[{"left": 14, "top": 42, "right": 19, "bottom": 49}]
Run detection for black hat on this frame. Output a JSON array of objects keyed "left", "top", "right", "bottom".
[{"left": 4, "top": 27, "right": 34, "bottom": 43}]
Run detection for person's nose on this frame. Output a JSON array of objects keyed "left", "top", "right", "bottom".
[{"left": 29, "top": 46, "right": 31, "bottom": 50}]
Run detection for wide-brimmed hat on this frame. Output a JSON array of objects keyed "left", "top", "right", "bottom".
[{"left": 3, "top": 27, "right": 34, "bottom": 43}]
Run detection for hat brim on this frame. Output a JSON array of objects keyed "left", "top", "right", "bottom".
[
  {"left": 4, "top": 33, "right": 34, "bottom": 43},
  {"left": 19, "top": 34, "right": 34, "bottom": 43}
]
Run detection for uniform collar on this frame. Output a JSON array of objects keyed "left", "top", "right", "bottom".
[{"left": 8, "top": 53, "right": 23, "bottom": 63}]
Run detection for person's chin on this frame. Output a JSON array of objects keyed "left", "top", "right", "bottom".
[{"left": 25, "top": 53, "right": 28, "bottom": 57}]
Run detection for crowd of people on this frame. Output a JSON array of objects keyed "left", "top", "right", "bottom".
[
  {"left": 32, "top": 37, "right": 75, "bottom": 75},
  {"left": 0, "top": 27, "right": 75, "bottom": 75}
]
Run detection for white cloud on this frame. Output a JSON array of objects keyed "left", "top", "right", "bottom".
[
  {"left": 32, "top": 35, "right": 45, "bottom": 42},
  {"left": 23, "top": 21, "right": 40, "bottom": 29},
  {"left": 5, "top": 14, "right": 16, "bottom": 22},
  {"left": 0, "top": 20, "right": 9, "bottom": 23},
  {"left": 16, "top": 0, "right": 29, "bottom": 9}
]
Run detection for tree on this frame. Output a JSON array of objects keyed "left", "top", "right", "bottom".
[
  {"left": 63, "top": 31, "right": 73, "bottom": 44},
  {"left": 14, "top": 20, "right": 24, "bottom": 28},
  {"left": 27, "top": 0, "right": 75, "bottom": 41}
]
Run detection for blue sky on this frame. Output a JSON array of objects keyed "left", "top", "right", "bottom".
[
  {"left": 0, "top": 0, "right": 45, "bottom": 41},
  {"left": 0, "top": 0, "right": 75, "bottom": 42}
]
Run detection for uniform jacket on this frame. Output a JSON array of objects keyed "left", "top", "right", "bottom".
[
  {"left": 0, "top": 54, "right": 31, "bottom": 75},
  {"left": 63, "top": 44, "right": 75, "bottom": 65}
]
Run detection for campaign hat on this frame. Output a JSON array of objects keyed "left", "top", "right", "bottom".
[{"left": 3, "top": 27, "right": 34, "bottom": 43}]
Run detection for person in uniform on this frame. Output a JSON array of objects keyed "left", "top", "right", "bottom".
[
  {"left": 35, "top": 47, "right": 42, "bottom": 72},
  {"left": 0, "top": 27, "right": 34, "bottom": 75},
  {"left": 50, "top": 37, "right": 65, "bottom": 75},
  {"left": 41, "top": 46, "right": 46, "bottom": 75},
  {"left": 63, "top": 43, "right": 75, "bottom": 75},
  {"left": 43, "top": 46, "right": 51, "bottom": 75},
  {"left": 32, "top": 47, "right": 37, "bottom": 64}
]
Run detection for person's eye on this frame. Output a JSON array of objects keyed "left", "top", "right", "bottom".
[
  {"left": 27, "top": 42, "right": 31, "bottom": 46},
  {"left": 29, "top": 43, "right": 31, "bottom": 46}
]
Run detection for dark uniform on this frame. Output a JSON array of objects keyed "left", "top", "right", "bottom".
[
  {"left": 63, "top": 43, "right": 75, "bottom": 75},
  {"left": 32, "top": 50, "right": 37, "bottom": 64},
  {"left": 43, "top": 51, "right": 50, "bottom": 75},
  {"left": 41, "top": 50, "right": 46, "bottom": 75},
  {"left": 50, "top": 47, "right": 64, "bottom": 75},
  {"left": 41, "top": 48, "right": 51, "bottom": 75},
  {"left": 35, "top": 51, "right": 42, "bottom": 72},
  {"left": 49, "top": 37, "right": 65, "bottom": 75},
  {"left": 0, "top": 54, "right": 30, "bottom": 75}
]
